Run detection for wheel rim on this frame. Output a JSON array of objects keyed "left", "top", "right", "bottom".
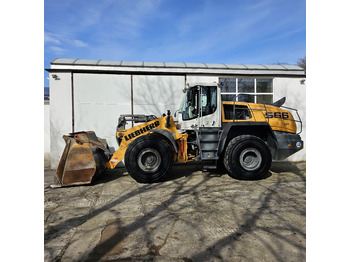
[
  {"left": 239, "top": 148, "right": 262, "bottom": 171},
  {"left": 137, "top": 148, "right": 161, "bottom": 173}
]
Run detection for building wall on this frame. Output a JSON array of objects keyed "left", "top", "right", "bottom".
[
  {"left": 274, "top": 77, "right": 306, "bottom": 161},
  {"left": 49, "top": 72, "right": 306, "bottom": 168},
  {"left": 44, "top": 100, "right": 50, "bottom": 167},
  {"left": 49, "top": 72, "right": 73, "bottom": 169},
  {"left": 186, "top": 75, "right": 219, "bottom": 84},
  {"left": 133, "top": 75, "right": 185, "bottom": 118},
  {"left": 73, "top": 73, "right": 132, "bottom": 152}
]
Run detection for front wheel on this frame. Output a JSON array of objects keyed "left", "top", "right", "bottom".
[
  {"left": 224, "top": 135, "right": 271, "bottom": 180},
  {"left": 124, "top": 135, "right": 174, "bottom": 183}
]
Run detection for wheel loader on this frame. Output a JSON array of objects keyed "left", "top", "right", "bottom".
[{"left": 55, "top": 83, "right": 303, "bottom": 186}]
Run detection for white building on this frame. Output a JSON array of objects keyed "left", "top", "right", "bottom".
[
  {"left": 46, "top": 58, "right": 306, "bottom": 169},
  {"left": 44, "top": 87, "right": 50, "bottom": 167}
]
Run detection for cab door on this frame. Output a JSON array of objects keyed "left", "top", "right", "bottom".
[
  {"left": 198, "top": 86, "right": 221, "bottom": 128},
  {"left": 178, "top": 85, "right": 221, "bottom": 130}
]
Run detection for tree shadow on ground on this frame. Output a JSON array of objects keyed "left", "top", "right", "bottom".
[
  {"left": 91, "top": 168, "right": 128, "bottom": 185},
  {"left": 67, "top": 160, "right": 300, "bottom": 187},
  {"left": 270, "top": 161, "right": 306, "bottom": 180},
  {"left": 45, "top": 161, "right": 305, "bottom": 261},
  {"left": 85, "top": 169, "right": 304, "bottom": 261},
  {"left": 160, "top": 162, "right": 272, "bottom": 182}
]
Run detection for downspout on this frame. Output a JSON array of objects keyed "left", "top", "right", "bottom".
[
  {"left": 71, "top": 72, "right": 75, "bottom": 132},
  {"left": 131, "top": 75, "right": 134, "bottom": 127}
]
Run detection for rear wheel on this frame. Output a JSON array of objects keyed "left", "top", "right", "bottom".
[
  {"left": 224, "top": 135, "right": 271, "bottom": 180},
  {"left": 124, "top": 135, "right": 174, "bottom": 183}
]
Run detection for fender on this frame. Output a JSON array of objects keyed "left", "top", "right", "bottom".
[
  {"left": 150, "top": 129, "right": 178, "bottom": 153},
  {"left": 217, "top": 122, "right": 277, "bottom": 155}
]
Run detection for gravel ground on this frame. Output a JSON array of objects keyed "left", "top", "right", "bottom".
[{"left": 44, "top": 161, "right": 306, "bottom": 262}]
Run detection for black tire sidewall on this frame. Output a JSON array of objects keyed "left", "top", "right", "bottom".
[
  {"left": 125, "top": 135, "right": 173, "bottom": 183},
  {"left": 225, "top": 135, "right": 271, "bottom": 180}
]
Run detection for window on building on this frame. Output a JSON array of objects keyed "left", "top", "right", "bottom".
[
  {"left": 238, "top": 79, "right": 254, "bottom": 93},
  {"left": 221, "top": 78, "right": 236, "bottom": 93},
  {"left": 220, "top": 78, "right": 273, "bottom": 104},
  {"left": 257, "top": 79, "right": 272, "bottom": 93}
]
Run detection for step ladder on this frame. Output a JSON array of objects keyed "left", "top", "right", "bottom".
[{"left": 195, "top": 128, "right": 223, "bottom": 169}]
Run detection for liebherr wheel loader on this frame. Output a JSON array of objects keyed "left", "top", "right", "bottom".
[{"left": 55, "top": 83, "right": 303, "bottom": 186}]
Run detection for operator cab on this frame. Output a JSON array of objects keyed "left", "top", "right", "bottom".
[{"left": 176, "top": 83, "right": 221, "bottom": 130}]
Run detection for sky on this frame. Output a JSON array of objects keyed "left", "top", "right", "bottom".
[{"left": 44, "top": 0, "right": 305, "bottom": 86}]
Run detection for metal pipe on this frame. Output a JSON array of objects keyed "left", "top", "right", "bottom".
[
  {"left": 131, "top": 75, "right": 134, "bottom": 127},
  {"left": 71, "top": 72, "right": 75, "bottom": 132}
]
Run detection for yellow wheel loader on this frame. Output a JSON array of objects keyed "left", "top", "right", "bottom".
[{"left": 55, "top": 83, "right": 303, "bottom": 186}]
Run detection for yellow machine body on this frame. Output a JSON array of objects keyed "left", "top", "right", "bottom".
[
  {"left": 221, "top": 101, "right": 297, "bottom": 133},
  {"left": 107, "top": 115, "right": 190, "bottom": 169},
  {"left": 107, "top": 102, "right": 298, "bottom": 170}
]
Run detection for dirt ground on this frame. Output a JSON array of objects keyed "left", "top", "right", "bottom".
[{"left": 44, "top": 161, "right": 306, "bottom": 261}]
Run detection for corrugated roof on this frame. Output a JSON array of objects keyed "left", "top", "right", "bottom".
[
  {"left": 48, "top": 58, "right": 305, "bottom": 77},
  {"left": 98, "top": 60, "right": 122, "bottom": 66},
  {"left": 51, "top": 58, "right": 303, "bottom": 71}
]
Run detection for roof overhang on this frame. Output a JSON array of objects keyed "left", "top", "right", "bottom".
[{"left": 46, "top": 58, "right": 306, "bottom": 77}]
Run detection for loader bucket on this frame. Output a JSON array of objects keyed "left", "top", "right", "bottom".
[{"left": 56, "top": 131, "right": 110, "bottom": 186}]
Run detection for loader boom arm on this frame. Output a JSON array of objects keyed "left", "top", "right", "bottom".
[{"left": 108, "top": 115, "right": 182, "bottom": 169}]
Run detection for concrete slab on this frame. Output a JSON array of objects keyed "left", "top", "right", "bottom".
[{"left": 44, "top": 162, "right": 306, "bottom": 261}]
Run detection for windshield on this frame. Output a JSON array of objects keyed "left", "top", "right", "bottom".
[{"left": 179, "top": 87, "right": 198, "bottom": 120}]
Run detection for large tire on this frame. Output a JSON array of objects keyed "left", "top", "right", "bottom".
[
  {"left": 224, "top": 135, "right": 271, "bottom": 180},
  {"left": 124, "top": 134, "right": 174, "bottom": 183}
]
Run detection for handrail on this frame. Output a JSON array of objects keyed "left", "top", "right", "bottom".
[
  {"left": 230, "top": 93, "right": 303, "bottom": 134},
  {"left": 280, "top": 105, "right": 303, "bottom": 134}
]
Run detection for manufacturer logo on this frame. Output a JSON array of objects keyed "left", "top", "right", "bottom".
[{"left": 124, "top": 121, "right": 160, "bottom": 141}]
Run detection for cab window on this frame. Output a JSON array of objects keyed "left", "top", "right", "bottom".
[
  {"left": 223, "top": 104, "right": 252, "bottom": 120},
  {"left": 201, "top": 86, "right": 217, "bottom": 117}
]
